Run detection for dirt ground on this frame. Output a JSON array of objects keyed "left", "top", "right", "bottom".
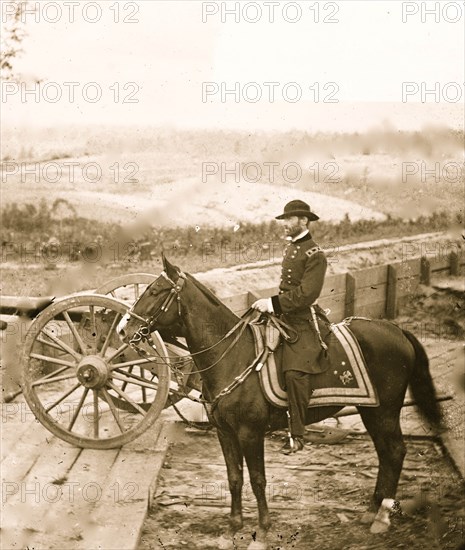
[{"left": 139, "top": 425, "right": 464, "bottom": 550}]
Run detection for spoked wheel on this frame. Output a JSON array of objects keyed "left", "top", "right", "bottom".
[
  {"left": 21, "top": 294, "right": 170, "bottom": 449},
  {"left": 95, "top": 273, "right": 171, "bottom": 412},
  {"left": 96, "top": 272, "right": 197, "bottom": 400},
  {"left": 95, "top": 273, "right": 156, "bottom": 304}
]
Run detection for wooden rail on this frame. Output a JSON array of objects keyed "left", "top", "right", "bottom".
[
  {"left": 1, "top": 251, "right": 463, "bottom": 323},
  {"left": 222, "top": 251, "right": 465, "bottom": 321}
]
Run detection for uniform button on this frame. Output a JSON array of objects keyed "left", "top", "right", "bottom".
[
  {"left": 288, "top": 269, "right": 291, "bottom": 272},
  {"left": 296, "top": 246, "right": 300, "bottom": 249}
]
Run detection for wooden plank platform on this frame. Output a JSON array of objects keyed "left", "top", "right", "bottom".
[{"left": 1, "top": 395, "right": 173, "bottom": 550}]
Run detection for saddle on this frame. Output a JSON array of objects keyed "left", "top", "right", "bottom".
[
  {"left": 251, "top": 313, "right": 294, "bottom": 351},
  {"left": 250, "top": 306, "right": 332, "bottom": 373},
  {"left": 250, "top": 313, "right": 379, "bottom": 409}
]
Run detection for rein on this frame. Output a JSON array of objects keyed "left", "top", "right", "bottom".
[
  {"left": 126, "top": 271, "right": 256, "bottom": 374},
  {"left": 124, "top": 270, "right": 291, "bottom": 417}
]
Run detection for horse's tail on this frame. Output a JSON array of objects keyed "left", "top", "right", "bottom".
[{"left": 402, "top": 329, "right": 443, "bottom": 430}]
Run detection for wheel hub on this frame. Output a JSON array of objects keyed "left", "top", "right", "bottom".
[{"left": 77, "top": 356, "right": 109, "bottom": 389}]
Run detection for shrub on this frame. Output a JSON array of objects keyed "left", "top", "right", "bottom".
[{"left": 0, "top": 202, "right": 456, "bottom": 265}]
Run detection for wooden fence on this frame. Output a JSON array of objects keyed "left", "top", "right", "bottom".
[
  {"left": 223, "top": 251, "right": 464, "bottom": 321},
  {"left": 0, "top": 252, "right": 463, "bottom": 324}
]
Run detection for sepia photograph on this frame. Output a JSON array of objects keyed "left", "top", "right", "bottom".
[{"left": 1, "top": 1, "right": 464, "bottom": 549}]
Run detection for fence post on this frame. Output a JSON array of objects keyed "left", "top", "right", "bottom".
[
  {"left": 420, "top": 256, "right": 430, "bottom": 285},
  {"left": 386, "top": 264, "right": 398, "bottom": 319},
  {"left": 344, "top": 273, "right": 356, "bottom": 317},
  {"left": 450, "top": 251, "right": 459, "bottom": 276}
]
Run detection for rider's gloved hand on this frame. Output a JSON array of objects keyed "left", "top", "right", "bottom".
[{"left": 251, "top": 298, "right": 273, "bottom": 313}]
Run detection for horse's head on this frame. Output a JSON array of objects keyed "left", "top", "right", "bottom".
[{"left": 117, "top": 254, "right": 185, "bottom": 345}]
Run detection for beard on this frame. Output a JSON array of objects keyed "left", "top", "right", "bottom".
[{"left": 284, "top": 223, "right": 303, "bottom": 239}]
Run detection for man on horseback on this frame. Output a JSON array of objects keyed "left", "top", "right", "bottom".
[{"left": 251, "top": 200, "right": 328, "bottom": 454}]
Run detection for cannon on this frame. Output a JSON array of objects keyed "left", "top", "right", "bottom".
[{"left": 0, "top": 274, "right": 200, "bottom": 449}]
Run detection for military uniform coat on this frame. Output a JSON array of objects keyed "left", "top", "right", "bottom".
[{"left": 271, "top": 232, "right": 328, "bottom": 374}]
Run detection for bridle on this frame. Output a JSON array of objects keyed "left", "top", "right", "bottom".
[
  {"left": 125, "top": 270, "right": 256, "bottom": 375},
  {"left": 127, "top": 270, "right": 186, "bottom": 346}
]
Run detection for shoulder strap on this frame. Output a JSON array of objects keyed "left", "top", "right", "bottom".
[{"left": 305, "top": 245, "right": 323, "bottom": 258}]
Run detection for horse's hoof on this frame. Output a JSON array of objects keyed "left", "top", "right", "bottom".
[
  {"left": 360, "top": 511, "right": 376, "bottom": 524},
  {"left": 370, "top": 498, "right": 395, "bottom": 533},
  {"left": 230, "top": 517, "right": 243, "bottom": 532},
  {"left": 370, "top": 518, "right": 390, "bottom": 534},
  {"left": 248, "top": 526, "right": 269, "bottom": 549}
]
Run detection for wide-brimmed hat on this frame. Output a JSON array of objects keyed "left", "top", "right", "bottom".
[{"left": 275, "top": 200, "right": 319, "bottom": 221}]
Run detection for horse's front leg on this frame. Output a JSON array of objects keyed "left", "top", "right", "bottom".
[
  {"left": 238, "top": 425, "right": 271, "bottom": 549},
  {"left": 216, "top": 428, "right": 244, "bottom": 535}
]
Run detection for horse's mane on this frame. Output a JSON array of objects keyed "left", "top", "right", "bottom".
[{"left": 185, "top": 272, "right": 223, "bottom": 308}]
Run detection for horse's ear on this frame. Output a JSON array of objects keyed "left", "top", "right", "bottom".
[{"left": 161, "top": 253, "right": 179, "bottom": 280}]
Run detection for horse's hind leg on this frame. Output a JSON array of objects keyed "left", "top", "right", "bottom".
[
  {"left": 217, "top": 428, "right": 244, "bottom": 534},
  {"left": 358, "top": 407, "right": 406, "bottom": 526}
]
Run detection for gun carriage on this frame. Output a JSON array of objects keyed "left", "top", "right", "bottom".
[{"left": 0, "top": 273, "right": 200, "bottom": 449}]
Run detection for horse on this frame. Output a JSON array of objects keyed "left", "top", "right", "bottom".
[{"left": 117, "top": 255, "right": 443, "bottom": 549}]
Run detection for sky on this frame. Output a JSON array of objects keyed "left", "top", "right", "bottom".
[{"left": 2, "top": 0, "right": 464, "bottom": 131}]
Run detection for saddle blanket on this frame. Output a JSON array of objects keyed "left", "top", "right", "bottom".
[{"left": 252, "top": 321, "right": 379, "bottom": 409}]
